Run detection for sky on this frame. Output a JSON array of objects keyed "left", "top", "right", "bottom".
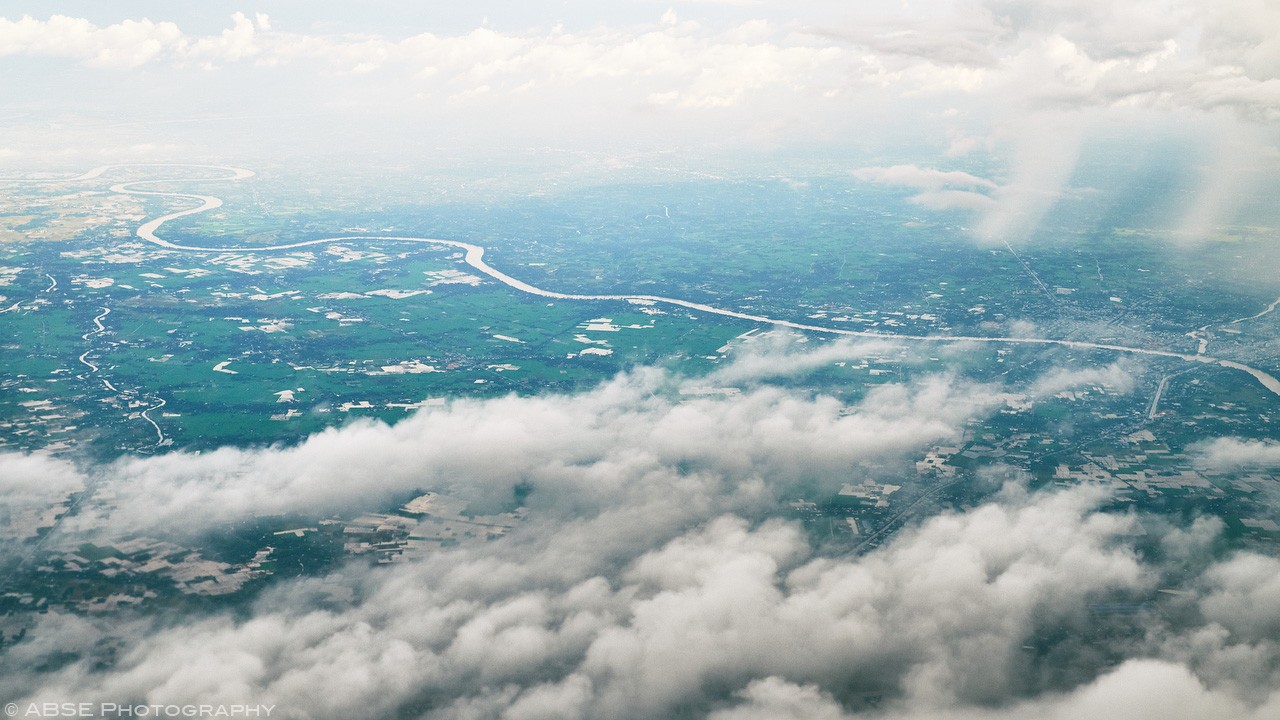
[
  {"left": 4, "top": 2, "right": 1280, "bottom": 718},
  {"left": 1, "top": 1, "right": 1278, "bottom": 172},
  {"left": 2, "top": 0, "right": 1279, "bottom": 243}
]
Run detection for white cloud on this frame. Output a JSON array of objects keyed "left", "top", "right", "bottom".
[
  {"left": 909, "top": 189, "right": 998, "bottom": 211},
  {"left": 1030, "top": 360, "right": 1139, "bottom": 396},
  {"left": 37, "top": 348, "right": 993, "bottom": 541},
  {"left": 1192, "top": 438, "right": 1280, "bottom": 470},
  {"left": 14, "top": 474, "right": 1275, "bottom": 720},
  {"left": 852, "top": 165, "right": 997, "bottom": 191},
  {"left": 0, "top": 2, "right": 1277, "bottom": 195},
  {"left": 1192, "top": 0, "right": 1280, "bottom": 81},
  {"left": 0, "top": 14, "right": 185, "bottom": 68},
  {"left": 0, "top": 12, "right": 846, "bottom": 112},
  {"left": 707, "top": 332, "right": 906, "bottom": 384},
  {"left": 713, "top": 660, "right": 1280, "bottom": 720},
  {"left": 853, "top": 164, "right": 998, "bottom": 213},
  {"left": 0, "top": 453, "right": 86, "bottom": 558},
  {"left": 3, "top": 482, "right": 1165, "bottom": 718},
  {"left": 0, "top": 452, "right": 84, "bottom": 506},
  {"left": 185, "top": 11, "right": 262, "bottom": 65},
  {"left": 2, "top": 3, "right": 1276, "bottom": 122},
  {"left": 3, "top": 344, "right": 1279, "bottom": 719}
]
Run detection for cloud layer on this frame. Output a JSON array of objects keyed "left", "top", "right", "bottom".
[
  {"left": 3, "top": 3, "right": 1277, "bottom": 119},
  {"left": 2, "top": 345, "right": 1279, "bottom": 719},
  {"left": 40, "top": 358, "right": 990, "bottom": 540},
  {"left": 1, "top": 2, "right": 1278, "bottom": 165}
]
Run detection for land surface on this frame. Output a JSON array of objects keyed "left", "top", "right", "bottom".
[{"left": 1, "top": 162, "right": 1278, "bottom": 624}]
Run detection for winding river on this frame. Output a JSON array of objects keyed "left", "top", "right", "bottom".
[{"left": 34, "top": 164, "right": 1280, "bottom": 400}]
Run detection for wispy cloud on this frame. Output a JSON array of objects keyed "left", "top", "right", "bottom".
[{"left": 853, "top": 164, "right": 998, "bottom": 213}]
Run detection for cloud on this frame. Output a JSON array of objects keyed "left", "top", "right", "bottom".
[
  {"left": 2, "top": 481, "right": 1157, "bottom": 718},
  {"left": 853, "top": 164, "right": 998, "bottom": 213},
  {"left": 0, "top": 11, "right": 846, "bottom": 112},
  {"left": 4, "top": 345, "right": 1280, "bottom": 719},
  {"left": 712, "top": 660, "right": 1280, "bottom": 720},
  {"left": 0, "top": 14, "right": 186, "bottom": 68},
  {"left": 1190, "top": 0, "right": 1280, "bottom": 82},
  {"left": 1030, "top": 360, "right": 1139, "bottom": 396},
  {"left": 909, "top": 189, "right": 998, "bottom": 211},
  {"left": 852, "top": 165, "right": 997, "bottom": 191},
  {"left": 808, "top": 0, "right": 1280, "bottom": 121},
  {"left": 1192, "top": 438, "right": 1280, "bottom": 471},
  {"left": 1198, "top": 553, "right": 1280, "bottom": 643},
  {"left": 0, "top": 11, "right": 271, "bottom": 69},
  {"left": 707, "top": 332, "right": 906, "bottom": 384},
  {"left": 15, "top": 471, "right": 1277, "bottom": 720},
  {"left": 33, "top": 344, "right": 996, "bottom": 543},
  {"left": 4, "top": 3, "right": 1277, "bottom": 122},
  {"left": 0, "top": 452, "right": 85, "bottom": 508},
  {"left": 0, "top": 454, "right": 87, "bottom": 557},
  {"left": 709, "top": 677, "right": 846, "bottom": 720},
  {"left": 185, "top": 11, "right": 262, "bottom": 65},
  {"left": 981, "top": 0, "right": 1188, "bottom": 60},
  {"left": 2, "top": 3, "right": 1279, "bottom": 187}
]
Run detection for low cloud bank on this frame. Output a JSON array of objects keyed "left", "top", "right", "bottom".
[
  {"left": 1194, "top": 437, "right": 1280, "bottom": 471},
  {"left": 42, "top": 357, "right": 992, "bottom": 540},
  {"left": 1, "top": 343, "right": 1277, "bottom": 719}
]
